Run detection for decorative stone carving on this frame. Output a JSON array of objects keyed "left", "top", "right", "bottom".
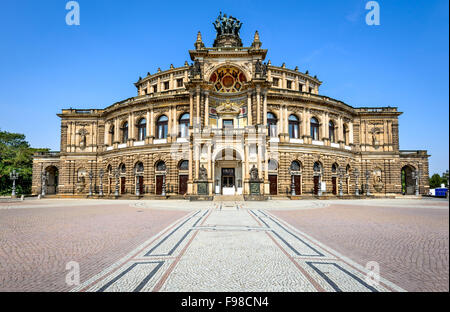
[
  {"left": 373, "top": 168, "right": 383, "bottom": 192},
  {"left": 212, "top": 12, "right": 243, "bottom": 47},
  {"left": 78, "top": 128, "right": 88, "bottom": 149},
  {"left": 250, "top": 165, "right": 259, "bottom": 181},
  {"left": 199, "top": 164, "right": 207, "bottom": 181}
]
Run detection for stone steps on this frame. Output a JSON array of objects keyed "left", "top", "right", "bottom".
[{"left": 213, "top": 195, "right": 244, "bottom": 202}]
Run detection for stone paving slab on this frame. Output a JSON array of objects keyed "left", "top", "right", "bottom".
[
  {"left": 74, "top": 202, "right": 404, "bottom": 292},
  {"left": 270, "top": 201, "right": 449, "bottom": 292}
]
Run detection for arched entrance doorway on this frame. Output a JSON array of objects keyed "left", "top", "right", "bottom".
[
  {"left": 290, "top": 161, "right": 302, "bottom": 195},
  {"left": 313, "top": 162, "right": 323, "bottom": 195},
  {"left": 45, "top": 166, "right": 59, "bottom": 194},
  {"left": 401, "top": 165, "right": 416, "bottom": 195},
  {"left": 213, "top": 148, "right": 243, "bottom": 195}
]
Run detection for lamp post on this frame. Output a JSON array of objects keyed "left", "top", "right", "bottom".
[
  {"left": 414, "top": 169, "right": 420, "bottom": 196},
  {"left": 134, "top": 167, "right": 141, "bottom": 196},
  {"left": 114, "top": 169, "right": 120, "bottom": 197},
  {"left": 289, "top": 168, "right": 295, "bottom": 196},
  {"left": 41, "top": 171, "right": 48, "bottom": 196},
  {"left": 9, "top": 169, "right": 19, "bottom": 198},
  {"left": 354, "top": 168, "right": 360, "bottom": 196},
  {"left": 338, "top": 168, "right": 344, "bottom": 197},
  {"left": 99, "top": 169, "right": 104, "bottom": 196},
  {"left": 88, "top": 170, "right": 93, "bottom": 196},
  {"left": 162, "top": 171, "right": 166, "bottom": 196},
  {"left": 365, "top": 170, "right": 371, "bottom": 196}
]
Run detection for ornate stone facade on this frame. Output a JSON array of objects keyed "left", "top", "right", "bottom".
[{"left": 32, "top": 15, "right": 429, "bottom": 198}]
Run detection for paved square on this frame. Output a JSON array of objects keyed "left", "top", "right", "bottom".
[{"left": 0, "top": 198, "right": 447, "bottom": 292}]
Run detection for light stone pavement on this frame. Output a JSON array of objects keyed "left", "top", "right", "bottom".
[{"left": 72, "top": 201, "right": 406, "bottom": 292}]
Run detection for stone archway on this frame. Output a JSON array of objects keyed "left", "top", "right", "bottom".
[
  {"left": 45, "top": 166, "right": 59, "bottom": 195},
  {"left": 401, "top": 165, "right": 416, "bottom": 195},
  {"left": 213, "top": 148, "right": 243, "bottom": 195}
]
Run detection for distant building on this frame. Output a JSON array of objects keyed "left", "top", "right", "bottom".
[{"left": 32, "top": 14, "right": 429, "bottom": 198}]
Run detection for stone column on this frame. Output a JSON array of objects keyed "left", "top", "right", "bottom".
[
  {"left": 196, "top": 87, "right": 201, "bottom": 126},
  {"left": 277, "top": 106, "right": 282, "bottom": 136},
  {"left": 150, "top": 109, "right": 155, "bottom": 142},
  {"left": 204, "top": 91, "right": 209, "bottom": 127},
  {"left": 71, "top": 122, "right": 76, "bottom": 152},
  {"left": 189, "top": 91, "right": 194, "bottom": 126},
  {"left": 130, "top": 112, "right": 135, "bottom": 141},
  {"left": 114, "top": 119, "right": 119, "bottom": 143},
  {"left": 263, "top": 91, "right": 267, "bottom": 127},
  {"left": 145, "top": 111, "right": 150, "bottom": 143},
  {"left": 256, "top": 86, "right": 261, "bottom": 124},
  {"left": 244, "top": 143, "right": 249, "bottom": 179},
  {"left": 349, "top": 122, "right": 354, "bottom": 145},
  {"left": 247, "top": 92, "right": 252, "bottom": 125}
]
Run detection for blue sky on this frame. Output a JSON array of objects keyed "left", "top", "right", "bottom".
[{"left": 0, "top": 0, "right": 448, "bottom": 175}]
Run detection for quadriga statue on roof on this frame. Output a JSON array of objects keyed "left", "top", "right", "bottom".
[{"left": 213, "top": 12, "right": 243, "bottom": 37}]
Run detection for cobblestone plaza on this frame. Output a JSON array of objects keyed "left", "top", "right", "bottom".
[{"left": 0, "top": 198, "right": 447, "bottom": 292}]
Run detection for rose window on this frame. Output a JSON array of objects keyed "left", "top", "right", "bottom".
[{"left": 209, "top": 67, "right": 247, "bottom": 92}]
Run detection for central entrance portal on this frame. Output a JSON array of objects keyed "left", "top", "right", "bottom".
[
  {"left": 221, "top": 168, "right": 235, "bottom": 195},
  {"left": 214, "top": 148, "right": 243, "bottom": 196}
]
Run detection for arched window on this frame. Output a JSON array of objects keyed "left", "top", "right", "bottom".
[
  {"left": 179, "top": 160, "right": 189, "bottom": 170},
  {"left": 121, "top": 122, "right": 128, "bottom": 143},
  {"left": 310, "top": 117, "right": 320, "bottom": 141},
  {"left": 329, "top": 121, "right": 335, "bottom": 143},
  {"left": 179, "top": 113, "right": 190, "bottom": 138},
  {"left": 119, "top": 163, "right": 126, "bottom": 174},
  {"left": 137, "top": 118, "right": 146, "bottom": 141},
  {"left": 156, "top": 115, "right": 168, "bottom": 139},
  {"left": 107, "top": 165, "right": 112, "bottom": 176},
  {"left": 156, "top": 161, "right": 166, "bottom": 172},
  {"left": 109, "top": 125, "right": 115, "bottom": 145},
  {"left": 290, "top": 161, "right": 301, "bottom": 172},
  {"left": 288, "top": 115, "right": 300, "bottom": 139},
  {"left": 332, "top": 163, "right": 338, "bottom": 174},
  {"left": 346, "top": 164, "right": 351, "bottom": 174},
  {"left": 343, "top": 124, "right": 348, "bottom": 145},
  {"left": 134, "top": 162, "right": 144, "bottom": 174},
  {"left": 209, "top": 66, "right": 247, "bottom": 93},
  {"left": 313, "top": 162, "right": 322, "bottom": 173},
  {"left": 268, "top": 159, "right": 278, "bottom": 171},
  {"left": 267, "top": 112, "right": 278, "bottom": 137}
]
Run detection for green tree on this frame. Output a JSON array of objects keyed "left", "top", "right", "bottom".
[
  {"left": 442, "top": 170, "right": 449, "bottom": 187},
  {"left": 0, "top": 130, "right": 49, "bottom": 195},
  {"left": 429, "top": 173, "right": 443, "bottom": 189}
]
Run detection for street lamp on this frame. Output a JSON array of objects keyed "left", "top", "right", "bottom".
[
  {"left": 415, "top": 169, "right": 420, "bottom": 196},
  {"left": 134, "top": 167, "right": 141, "bottom": 196},
  {"left": 354, "top": 168, "right": 360, "bottom": 196},
  {"left": 88, "top": 170, "right": 94, "bottom": 196},
  {"left": 9, "top": 169, "right": 19, "bottom": 198},
  {"left": 99, "top": 169, "right": 104, "bottom": 196},
  {"left": 114, "top": 169, "right": 120, "bottom": 197},
  {"left": 41, "top": 171, "right": 48, "bottom": 196},
  {"left": 338, "top": 168, "right": 344, "bottom": 197},
  {"left": 365, "top": 170, "right": 371, "bottom": 196},
  {"left": 162, "top": 170, "right": 167, "bottom": 196},
  {"left": 289, "top": 168, "right": 295, "bottom": 196}
]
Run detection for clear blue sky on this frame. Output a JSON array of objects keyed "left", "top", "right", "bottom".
[{"left": 0, "top": 0, "right": 448, "bottom": 175}]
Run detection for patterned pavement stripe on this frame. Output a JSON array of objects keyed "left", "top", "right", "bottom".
[{"left": 72, "top": 202, "right": 406, "bottom": 292}]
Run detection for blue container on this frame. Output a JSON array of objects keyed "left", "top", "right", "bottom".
[{"left": 435, "top": 188, "right": 448, "bottom": 197}]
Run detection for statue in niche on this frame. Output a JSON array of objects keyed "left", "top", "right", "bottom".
[
  {"left": 78, "top": 128, "right": 88, "bottom": 149},
  {"left": 199, "top": 165, "right": 207, "bottom": 180},
  {"left": 189, "top": 60, "right": 202, "bottom": 78},
  {"left": 370, "top": 127, "right": 380, "bottom": 148},
  {"left": 250, "top": 165, "right": 259, "bottom": 181}
]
